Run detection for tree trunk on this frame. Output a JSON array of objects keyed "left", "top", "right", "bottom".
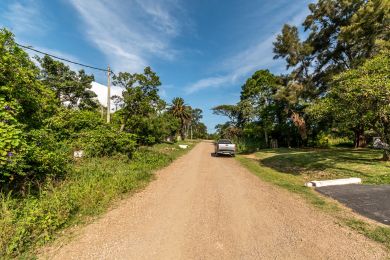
[
  {"left": 354, "top": 130, "right": 360, "bottom": 148},
  {"left": 180, "top": 118, "right": 185, "bottom": 140},
  {"left": 353, "top": 127, "right": 366, "bottom": 148},
  {"left": 120, "top": 114, "right": 129, "bottom": 132},
  {"left": 383, "top": 150, "right": 390, "bottom": 161},
  {"left": 382, "top": 149, "right": 390, "bottom": 161},
  {"left": 264, "top": 129, "right": 269, "bottom": 148},
  {"left": 290, "top": 111, "right": 307, "bottom": 144},
  {"left": 382, "top": 119, "right": 390, "bottom": 160}
]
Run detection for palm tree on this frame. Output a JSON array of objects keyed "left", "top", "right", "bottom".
[{"left": 169, "top": 97, "right": 191, "bottom": 140}]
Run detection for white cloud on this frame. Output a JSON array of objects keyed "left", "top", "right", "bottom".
[
  {"left": 135, "top": 0, "right": 181, "bottom": 36},
  {"left": 185, "top": 75, "right": 233, "bottom": 94},
  {"left": 68, "top": 0, "right": 185, "bottom": 73},
  {"left": 185, "top": 6, "right": 311, "bottom": 94},
  {"left": 185, "top": 35, "right": 276, "bottom": 94}
]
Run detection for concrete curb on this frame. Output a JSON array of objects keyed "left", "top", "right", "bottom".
[{"left": 305, "top": 178, "right": 362, "bottom": 187}]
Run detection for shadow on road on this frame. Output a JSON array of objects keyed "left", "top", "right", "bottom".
[{"left": 210, "top": 153, "right": 234, "bottom": 158}]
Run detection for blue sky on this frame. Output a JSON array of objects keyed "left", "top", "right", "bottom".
[{"left": 0, "top": 0, "right": 313, "bottom": 132}]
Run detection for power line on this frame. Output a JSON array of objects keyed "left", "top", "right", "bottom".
[
  {"left": 16, "top": 42, "right": 115, "bottom": 123},
  {"left": 16, "top": 43, "right": 111, "bottom": 73}
]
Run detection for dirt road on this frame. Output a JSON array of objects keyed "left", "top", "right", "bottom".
[{"left": 46, "top": 141, "right": 387, "bottom": 259}]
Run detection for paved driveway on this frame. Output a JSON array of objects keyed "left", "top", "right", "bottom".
[{"left": 317, "top": 184, "right": 390, "bottom": 225}]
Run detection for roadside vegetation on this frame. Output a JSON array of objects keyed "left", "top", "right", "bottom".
[
  {"left": 237, "top": 153, "right": 390, "bottom": 250},
  {"left": 0, "top": 140, "right": 197, "bottom": 257},
  {"left": 0, "top": 28, "right": 205, "bottom": 258}
]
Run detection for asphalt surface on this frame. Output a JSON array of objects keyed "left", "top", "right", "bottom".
[{"left": 317, "top": 184, "right": 390, "bottom": 225}]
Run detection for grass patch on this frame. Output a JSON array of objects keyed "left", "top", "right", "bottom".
[
  {"left": 256, "top": 148, "right": 390, "bottom": 184},
  {"left": 343, "top": 219, "right": 390, "bottom": 249},
  {"left": 237, "top": 148, "right": 390, "bottom": 250},
  {"left": 0, "top": 140, "right": 198, "bottom": 258},
  {"left": 236, "top": 156, "right": 339, "bottom": 213}
]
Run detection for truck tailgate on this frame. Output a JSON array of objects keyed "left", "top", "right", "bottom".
[{"left": 218, "top": 144, "right": 235, "bottom": 151}]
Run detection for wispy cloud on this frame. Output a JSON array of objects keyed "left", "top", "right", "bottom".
[
  {"left": 68, "top": 0, "right": 187, "bottom": 73},
  {"left": 135, "top": 0, "right": 181, "bottom": 36},
  {"left": 185, "top": 35, "right": 275, "bottom": 94},
  {"left": 185, "top": 5, "right": 311, "bottom": 94},
  {"left": 1, "top": 0, "right": 48, "bottom": 36}
]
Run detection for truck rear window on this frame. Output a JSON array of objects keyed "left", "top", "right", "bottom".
[{"left": 218, "top": 140, "right": 232, "bottom": 144}]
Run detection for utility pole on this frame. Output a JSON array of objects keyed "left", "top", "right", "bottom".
[{"left": 107, "top": 66, "right": 111, "bottom": 123}]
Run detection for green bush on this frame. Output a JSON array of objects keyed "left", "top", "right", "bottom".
[
  {"left": 0, "top": 98, "right": 27, "bottom": 180},
  {"left": 23, "top": 129, "right": 72, "bottom": 178},
  {"left": 0, "top": 101, "right": 71, "bottom": 184},
  {"left": 312, "top": 132, "right": 353, "bottom": 148},
  {"left": 45, "top": 109, "right": 104, "bottom": 139},
  {"left": 75, "top": 127, "right": 137, "bottom": 158}
]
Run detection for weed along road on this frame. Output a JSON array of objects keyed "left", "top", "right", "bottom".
[{"left": 47, "top": 141, "right": 387, "bottom": 259}]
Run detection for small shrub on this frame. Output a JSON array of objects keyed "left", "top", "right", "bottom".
[
  {"left": 23, "top": 145, "right": 71, "bottom": 179},
  {"left": 45, "top": 109, "right": 104, "bottom": 139},
  {"left": 0, "top": 98, "right": 27, "bottom": 180},
  {"left": 75, "top": 127, "right": 137, "bottom": 158}
]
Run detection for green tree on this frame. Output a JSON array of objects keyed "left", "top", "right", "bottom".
[
  {"left": 240, "top": 70, "right": 283, "bottom": 146},
  {"left": 308, "top": 47, "right": 390, "bottom": 158},
  {"left": 169, "top": 97, "right": 191, "bottom": 140},
  {"left": 189, "top": 108, "right": 208, "bottom": 139},
  {"left": 111, "top": 95, "right": 124, "bottom": 111},
  {"left": 212, "top": 105, "right": 240, "bottom": 125},
  {"left": 38, "top": 55, "right": 98, "bottom": 110},
  {"left": 112, "top": 67, "right": 161, "bottom": 133},
  {"left": 274, "top": 0, "right": 389, "bottom": 89},
  {"left": 272, "top": 0, "right": 389, "bottom": 145},
  {"left": 0, "top": 29, "right": 56, "bottom": 180}
]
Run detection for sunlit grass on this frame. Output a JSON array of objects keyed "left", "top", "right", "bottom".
[{"left": 255, "top": 148, "right": 390, "bottom": 184}]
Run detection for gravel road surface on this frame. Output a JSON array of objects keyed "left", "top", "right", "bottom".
[{"left": 45, "top": 141, "right": 387, "bottom": 259}]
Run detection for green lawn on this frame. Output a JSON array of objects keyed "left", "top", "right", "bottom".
[
  {"left": 237, "top": 147, "right": 390, "bottom": 250},
  {"left": 254, "top": 148, "right": 390, "bottom": 184}
]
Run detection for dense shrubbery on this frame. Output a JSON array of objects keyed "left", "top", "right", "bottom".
[
  {"left": 24, "top": 129, "right": 72, "bottom": 178},
  {"left": 45, "top": 108, "right": 104, "bottom": 139},
  {"left": 75, "top": 127, "right": 137, "bottom": 158}
]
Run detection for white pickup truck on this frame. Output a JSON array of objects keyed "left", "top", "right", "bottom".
[{"left": 214, "top": 139, "right": 236, "bottom": 157}]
